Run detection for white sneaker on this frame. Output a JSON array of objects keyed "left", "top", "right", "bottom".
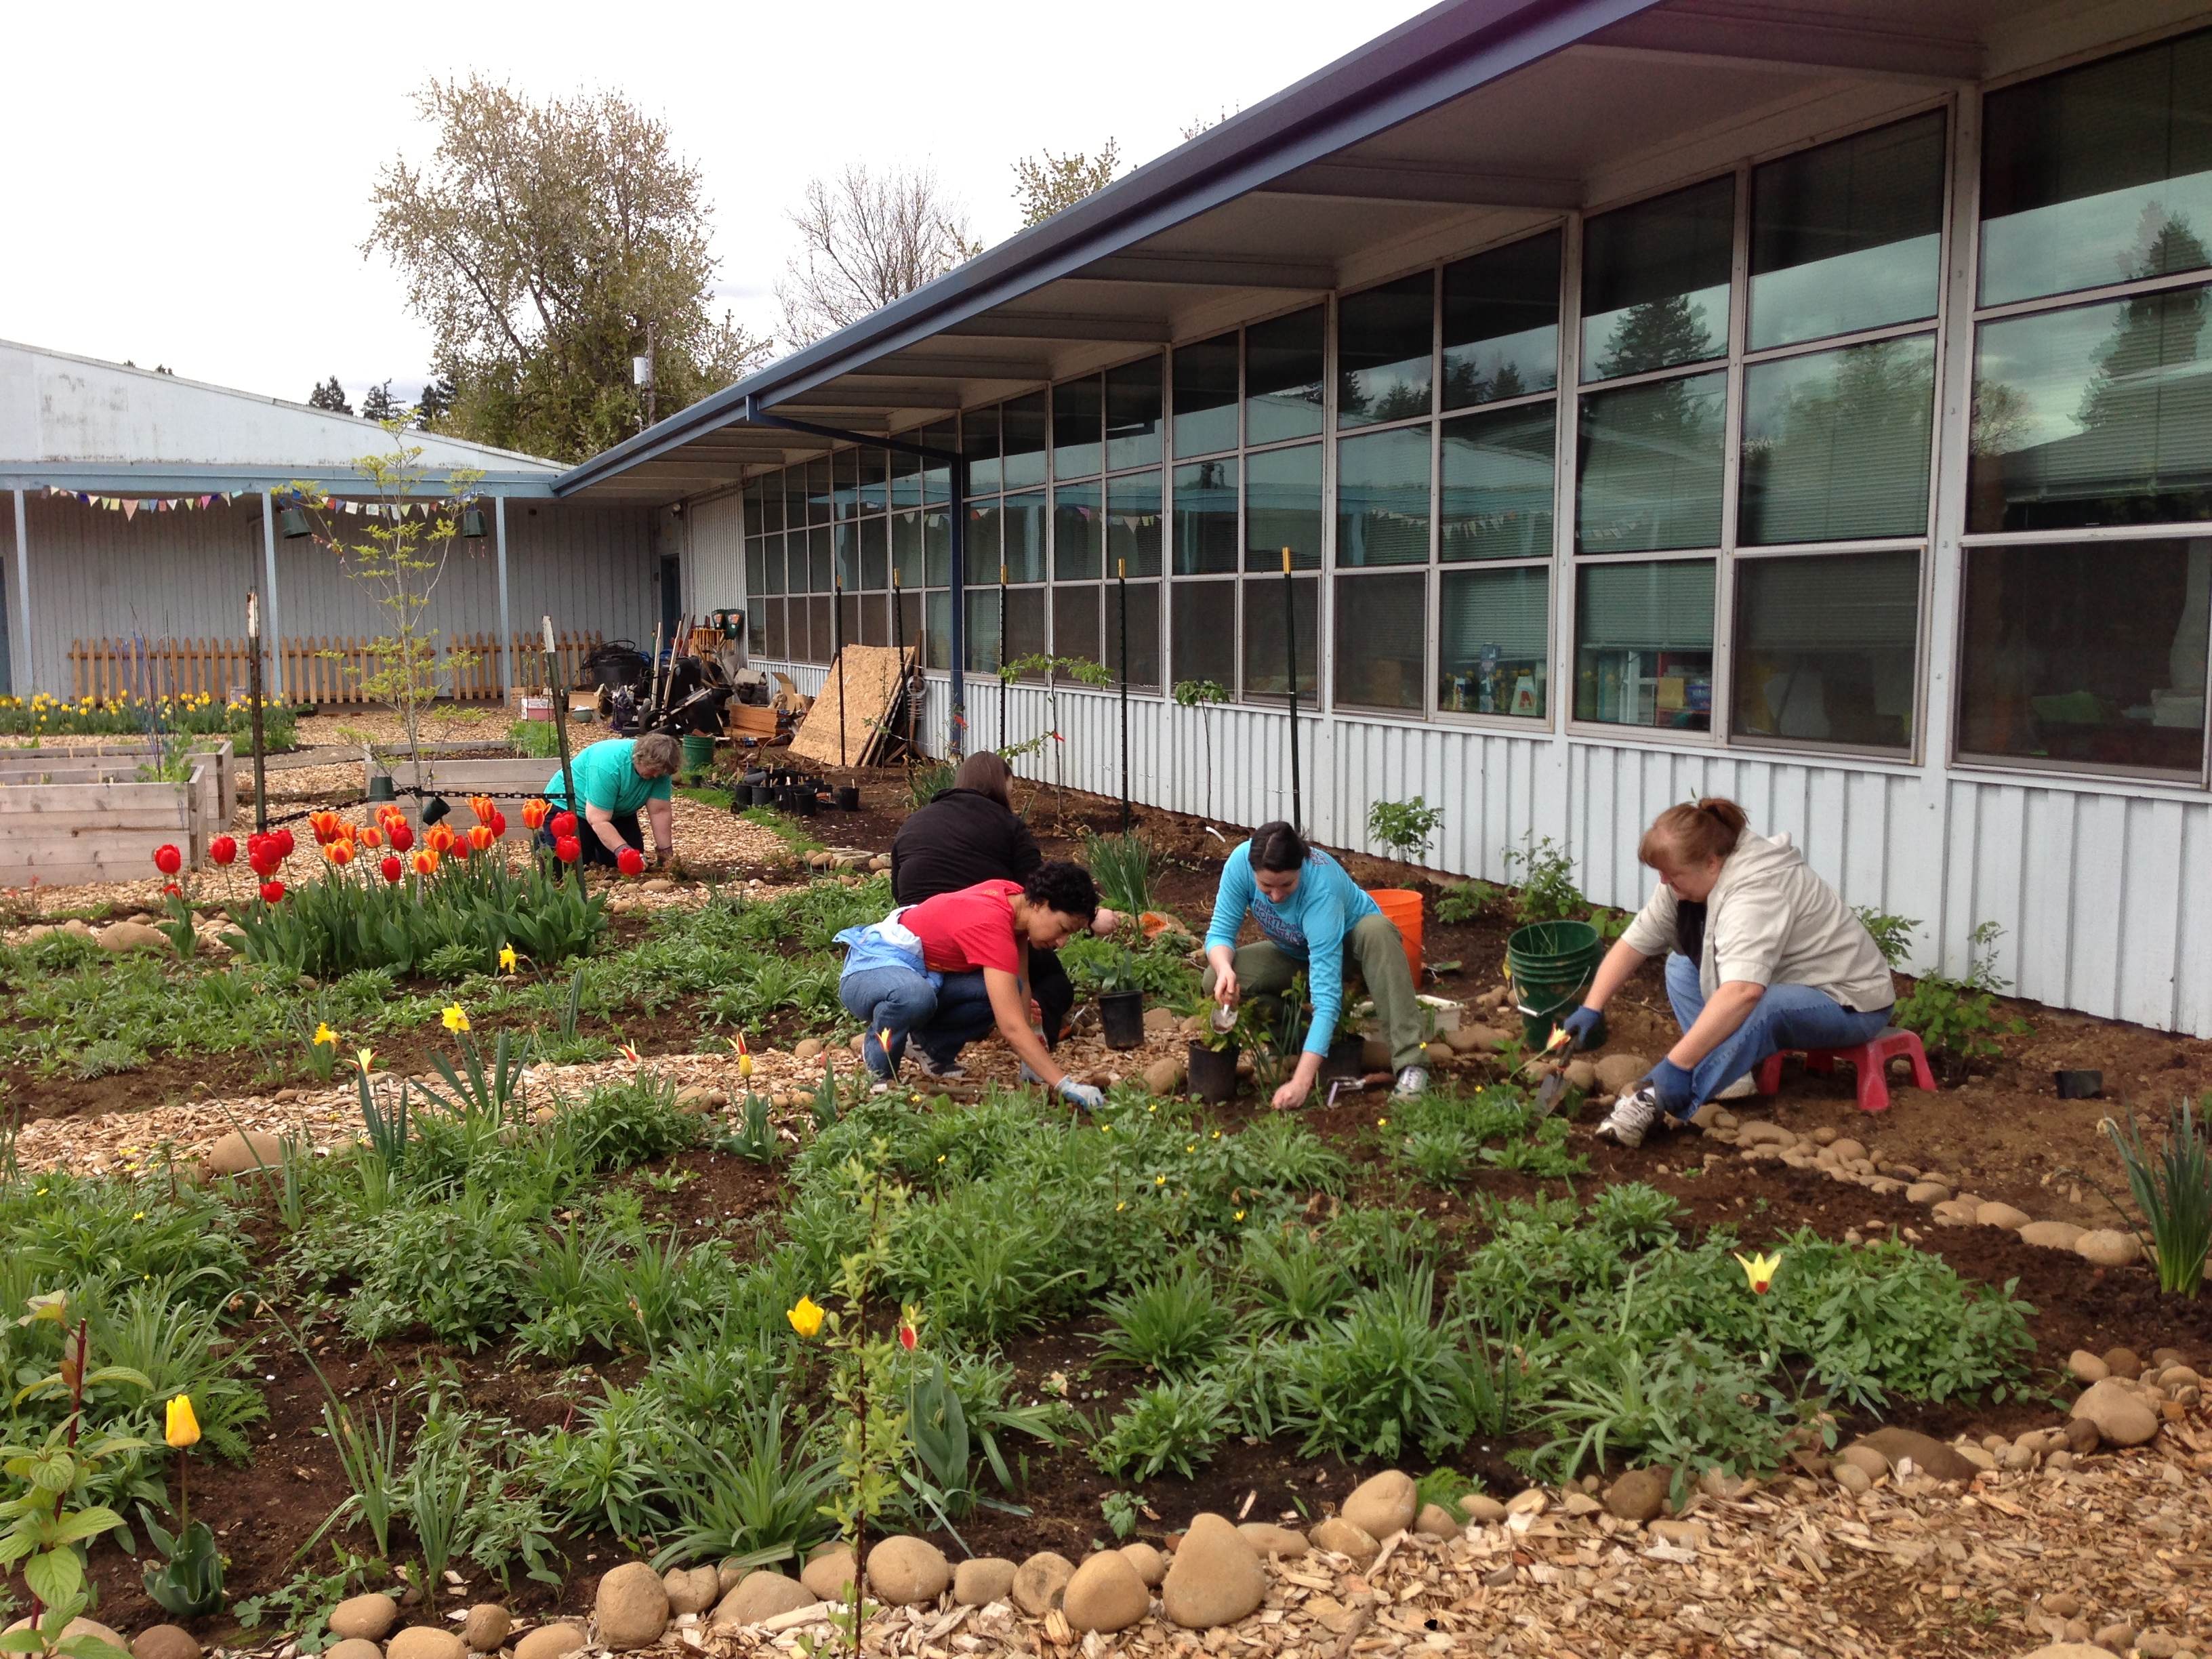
[
  {"left": 1393, "top": 1065, "right": 1429, "bottom": 1099},
  {"left": 912, "top": 1050, "right": 966, "bottom": 1081},
  {"left": 1715, "top": 1073, "right": 1760, "bottom": 1101},
  {"left": 1594, "top": 1086, "right": 1660, "bottom": 1149}
]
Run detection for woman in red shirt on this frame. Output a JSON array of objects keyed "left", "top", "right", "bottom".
[{"left": 840, "top": 861, "right": 1105, "bottom": 1108}]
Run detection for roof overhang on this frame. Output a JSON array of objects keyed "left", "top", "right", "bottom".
[
  {"left": 3, "top": 462, "right": 565, "bottom": 497},
  {"left": 554, "top": 0, "right": 2167, "bottom": 508}
]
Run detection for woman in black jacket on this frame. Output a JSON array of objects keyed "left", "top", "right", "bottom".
[{"left": 890, "top": 752, "right": 1118, "bottom": 1045}]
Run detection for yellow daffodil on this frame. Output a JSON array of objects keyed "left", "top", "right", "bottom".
[
  {"left": 1735, "top": 1250, "right": 1782, "bottom": 1295},
  {"left": 312, "top": 1022, "right": 337, "bottom": 1048},
  {"left": 165, "top": 1394, "right": 202, "bottom": 1449},
  {"left": 499, "top": 945, "right": 518, "bottom": 973},
  {"left": 786, "top": 1296, "right": 825, "bottom": 1338},
  {"left": 441, "top": 1004, "right": 470, "bottom": 1034}
]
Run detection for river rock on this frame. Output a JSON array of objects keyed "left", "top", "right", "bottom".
[
  {"left": 1975, "top": 1201, "right": 2032, "bottom": 1230},
  {"left": 324, "top": 1642, "right": 382, "bottom": 1659},
  {"left": 1461, "top": 1494, "right": 1507, "bottom": 1523},
  {"left": 2019, "top": 1220, "right": 2085, "bottom": 1250},
  {"left": 952, "top": 1557, "right": 1017, "bottom": 1607},
  {"left": 2076, "top": 1229, "right": 2140, "bottom": 1267},
  {"left": 1835, "top": 1462, "right": 1872, "bottom": 1494},
  {"left": 1603, "top": 1468, "right": 1671, "bottom": 1522},
  {"left": 2102, "top": 1347, "right": 2144, "bottom": 1379},
  {"left": 460, "top": 1605, "right": 511, "bottom": 1652},
  {"left": 1341, "top": 1471, "right": 1416, "bottom": 1539},
  {"left": 203, "top": 1127, "right": 285, "bottom": 1177},
  {"left": 329, "top": 1595, "right": 401, "bottom": 1642},
  {"left": 866, "top": 1536, "right": 951, "bottom": 1606},
  {"left": 594, "top": 1561, "right": 671, "bottom": 1650},
  {"left": 1310, "top": 1516, "right": 1378, "bottom": 1566},
  {"left": 1858, "top": 1427, "right": 1980, "bottom": 1483},
  {"left": 1143, "top": 1057, "right": 1186, "bottom": 1095},
  {"left": 800, "top": 1545, "right": 857, "bottom": 1600},
  {"left": 1237, "top": 1523, "right": 1307, "bottom": 1557},
  {"left": 1414, "top": 1502, "right": 1461, "bottom": 1538},
  {"left": 1563, "top": 1059, "right": 1599, "bottom": 1092},
  {"left": 1738, "top": 1121, "right": 1795, "bottom": 1147},
  {"left": 793, "top": 1038, "right": 824, "bottom": 1061},
  {"left": 98, "top": 921, "right": 171, "bottom": 953},
  {"left": 1011, "top": 1552, "right": 1076, "bottom": 1616},
  {"left": 1062, "top": 1550, "right": 1150, "bottom": 1634},
  {"left": 712, "top": 1572, "right": 816, "bottom": 1627},
  {"left": 662, "top": 1568, "right": 720, "bottom": 1617},
  {"left": 512, "top": 1626, "right": 586, "bottom": 1659},
  {"left": 1904, "top": 1181, "right": 1952, "bottom": 1204},
  {"left": 2070, "top": 1378, "right": 2158, "bottom": 1446},
  {"left": 132, "top": 1627, "right": 201, "bottom": 1659},
  {"left": 1836, "top": 1443, "right": 1889, "bottom": 1479},
  {"left": 1119, "top": 1542, "right": 1167, "bottom": 1587},
  {"left": 2068, "top": 1350, "right": 2110, "bottom": 1384},
  {"left": 388, "top": 1629, "right": 466, "bottom": 1659},
  {"left": 1593, "top": 1054, "right": 1650, "bottom": 1094},
  {"left": 1160, "top": 1513, "right": 1267, "bottom": 1629}
]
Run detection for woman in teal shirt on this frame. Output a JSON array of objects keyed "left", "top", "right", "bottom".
[
  {"left": 542, "top": 732, "right": 680, "bottom": 869},
  {"left": 1204, "top": 821, "right": 1427, "bottom": 1109}
]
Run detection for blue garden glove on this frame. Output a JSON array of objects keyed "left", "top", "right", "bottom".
[
  {"left": 1057, "top": 1077, "right": 1105, "bottom": 1111},
  {"left": 1644, "top": 1059, "right": 1696, "bottom": 1118},
  {"left": 1559, "top": 1006, "right": 1605, "bottom": 1052}
]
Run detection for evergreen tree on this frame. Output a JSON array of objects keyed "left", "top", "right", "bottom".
[
  {"left": 307, "top": 375, "right": 353, "bottom": 415},
  {"left": 413, "top": 375, "right": 455, "bottom": 428},
  {"left": 360, "top": 380, "right": 402, "bottom": 423}
]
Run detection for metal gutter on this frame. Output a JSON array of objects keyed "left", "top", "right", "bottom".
[{"left": 554, "top": 0, "right": 1663, "bottom": 498}]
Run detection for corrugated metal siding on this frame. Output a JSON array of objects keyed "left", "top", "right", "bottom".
[
  {"left": 685, "top": 493, "right": 744, "bottom": 617},
  {"left": 20, "top": 496, "right": 658, "bottom": 696}
]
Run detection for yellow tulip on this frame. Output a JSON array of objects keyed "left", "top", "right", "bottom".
[
  {"left": 442, "top": 1004, "right": 470, "bottom": 1033},
  {"left": 786, "top": 1296, "right": 825, "bottom": 1338},
  {"left": 1734, "top": 1250, "right": 1782, "bottom": 1295},
  {"left": 312, "top": 1022, "right": 337, "bottom": 1048},
  {"left": 165, "top": 1394, "right": 201, "bottom": 1449},
  {"left": 354, "top": 1046, "right": 375, "bottom": 1073}
]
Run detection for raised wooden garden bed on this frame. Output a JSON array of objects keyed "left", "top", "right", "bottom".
[{"left": 0, "top": 740, "right": 234, "bottom": 886}]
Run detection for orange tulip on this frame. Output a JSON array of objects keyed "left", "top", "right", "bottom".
[
  {"left": 308, "top": 810, "right": 344, "bottom": 845},
  {"left": 356, "top": 824, "right": 384, "bottom": 849},
  {"left": 468, "top": 794, "right": 498, "bottom": 825},
  {"left": 468, "top": 824, "right": 496, "bottom": 852},
  {"left": 521, "top": 799, "right": 550, "bottom": 831},
  {"left": 322, "top": 840, "right": 354, "bottom": 867},
  {"left": 426, "top": 823, "right": 455, "bottom": 855},
  {"left": 412, "top": 848, "right": 440, "bottom": 876}
]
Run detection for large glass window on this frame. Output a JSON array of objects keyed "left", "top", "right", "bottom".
[
  {"left": 1107, "top": 471, "right": 1163, "bottom": 578},
  {"left": 1338, "top": 274, "right": 1435, "bottom": 427},
  {"left": 1574, "top": 560, "right": 1715, "bottom": 731},
  {"left": 1246, "top": 307, "right": 1326, "bottom": 444},
  {"left": 1053, "top": 481, "right": 1103, "bottom": 579},
  {"left": 967, "top": 499, "right": 1003, "bottom": 583},
  {"left": 1732, "top": 550, "right": 1919, "bottom": 751},
  {"left": 1054, "top": 584, "right": 1101, "bottom": 665},
  {"left": 964, "top": 410, "right": 1000, "bottom": 497},
  {"left": 1441, "top": 404, "right": 1555, "bottom": 562},
  {"left": 1441, "top": 567, "right": 1549, "bottom": 717},
  {"left": 1105, "top": 358, "right": 1163, "bottom": 470},
  {"left": 1002, "top": 392, "right": 1049, "bottom": 490},
  {"left": 1578, "top": 372, "right": 1727, "bottom": 552},
  {"left": 1750, "top": 112, "right": 1944, "bottom": 352},
  {"left": 1245, "top": 443, "right": 1323, "bottom": 570},
  {"left": 1172, "top": 332, "right": 1239, "bottom": 457},
  {"left": 893, "top": 511, "right": 924, "bottom": 588},
  {"left": 1053, "top": 378, "right": 1103, "bottom": 478},
  {"left": 1334, "top": 572, "right": 1426, "bottom": 710},
  {"left": 1173, "top": 459, "right": 1239, "bottom": 574},
  {"left": 1336, "top": 426, "right": 1430, "bottom": 566},
  {"left": 1243, "top": 575, "right": 1319, "bottom": 701},
  {"left": 857, "top": 447, "right": 888, "bottom": 515},
  {"left": 1107, "top": 581, "right": 1161, "bottom": 690},
  {"left": 1443, "top": 231, "right": 1560, "bottom": 407},
  {"left": 1969, "top": 286, "right": 2212, "bottom": 533},
  {"left": 1959, "top": 537, "right": 2209, "bottom": 775},
  {"left": 1740, "top": 336, "right": 1937, "bottom": 544},
  {"left": 1172, "top": 581, "right": 1237, "bottom": 692},
  {"left": 1002, "top": 491, "right": 1048, "bottom": 583},
  {"left": 1981, "top": 30, "right": 2212, "bottom": 308},
  {"left": 1581, "top": 178, "right": 1734, "bottom": 381},
  {"left": 1005, "top": 587, "right": 1048, "bottom": 668},
  {"left": 804, "top": 457, "right": 833, "bottom": 524},
  {"left": 965, "top": 588, "right": 1002, "bottom": 675}
]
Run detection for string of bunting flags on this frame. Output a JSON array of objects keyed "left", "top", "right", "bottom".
[{"left": 43, "top": 485, "right": 478, "bottom": 521}]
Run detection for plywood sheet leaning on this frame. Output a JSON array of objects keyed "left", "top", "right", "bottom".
[{"left": 787, "top": 644, "right": 913, "bottom": 768}]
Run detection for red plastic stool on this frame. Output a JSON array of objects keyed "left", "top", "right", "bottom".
[{"left": 1753, "top": 1027, "right": 1935, "bottom": 1114}]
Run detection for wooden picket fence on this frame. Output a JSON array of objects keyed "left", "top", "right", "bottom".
[{"left": 70, "top": 632, "right": 605, "bottom": 706}]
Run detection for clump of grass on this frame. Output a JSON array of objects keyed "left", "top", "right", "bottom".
[{"left": 2104, "top": 1099, "right": 2212, "bottom": 1296}]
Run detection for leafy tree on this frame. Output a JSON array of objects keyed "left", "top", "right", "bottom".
[
  {"left": 778, "top": 163, "right": 981, "bottom": 347},
  {"left": 365, "top": 75, "right": 769, "bottom": 463},
  {"left": 360, "top": 380, "right": 403, "bottom": 423},
  {"left": 1011, "top": 142, "right": 1122, "bottom": 227},
  {"left": 307, "top": 376, "right": 354, "bottom": 415}
]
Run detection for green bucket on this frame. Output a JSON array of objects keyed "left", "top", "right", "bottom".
[
  {"left": 680, "top": 733, "right": 716, "bottom": 779},
  {"left": 1506, "top": 920, "right": 1603, "bottom": 1049}
]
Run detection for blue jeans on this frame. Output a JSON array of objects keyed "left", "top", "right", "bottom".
[
  {"left": 839, "top": 966, "right": 998, "bottom": 1076},
  {"left": 1664, "top": 952, "right": 1890, "bottom": 1119}
]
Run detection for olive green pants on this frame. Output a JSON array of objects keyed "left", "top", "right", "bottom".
[{"left": 1202, "top": 912, "right": 1425, "bottom": 1071}]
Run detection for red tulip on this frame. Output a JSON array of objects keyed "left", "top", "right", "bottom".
[
  {"left": 323, "top": 840, "right": 354, "bottom": 867},
  {"left": 162, "top": 882, "right": 182, "bottom": 898},
  {"left": 550, "top": 811, "right": 577, "bottom": 839},
  {"left": 380, "top": 855, "right": 403, "bottom": 884},
  {"left": 487, "top": 808, "right": 508, "bottom": 838},
  {"left": 897, "top": 1322, "right": 917, "bottom": 1352},
  {"left": 272, "top": 827, "right": 295, "bottom": 857},
  {"left": 208, "top": 835, "right": 237, "bottom": 865},
  {"left": 388, "top": 823, "right": 415, "bottom": 854},
  {"left": 152, "top": 844, "right": 183, "bottom": 876},
  {"left": 616, "top": 846, "right": 645, "bottom": 877},
  {"left": 554, "top": 836, "right": 582, "bottom": 864},
  {"left": 260, "top": 880, "right": 286, "bottom": 904},
  {"left": 446, "top": 836, "right": 470, "bottom": 863},
  {"left": 249, "top": 848, "right": 281, "bottom": 878}
]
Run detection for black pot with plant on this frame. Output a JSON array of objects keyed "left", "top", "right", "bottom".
[
  {"left": 1097, "top": 947, "right": 1145, "bottom": 1050},
  {"left": 1188, "top": 1004, "right": 1242, "bottom": 1103}
]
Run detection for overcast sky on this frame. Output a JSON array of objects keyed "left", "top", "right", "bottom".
[{"left": 3, "top": 1, "right": 1432, "bottom": 411}]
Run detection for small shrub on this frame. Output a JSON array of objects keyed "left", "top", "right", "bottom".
[
  {"left": 1238, "top": 1229, "right": 1353, "bottom": 1334},
  {"left": 1435, "top": 882, "right": 1497, "bottom": 926},
  {"left": 1500, "top": 834, "right": 1582, "bottom": 926},
  {"left": 508, "top": 720, "right": 562, "bottom": 759},
  {"left": 1367, "top": 797, "right": 1444, "bottom": 861},
  {"left": 560, "top": 1076, "right": 702, "bottom": 1172},
  {"left": 1853, "top": 906, "right": 1920, "bottom": 968},
  {"left": 1092, "top": 1379, "right": 1232, "bottom": 1481},
  {"left": 1896, "top": 922, "right": 2026, "bottom": 1076}
]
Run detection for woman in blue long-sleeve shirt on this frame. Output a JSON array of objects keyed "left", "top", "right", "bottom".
[{"left": 1204, "top": 821, "right": 1428, "bottom": 1109}]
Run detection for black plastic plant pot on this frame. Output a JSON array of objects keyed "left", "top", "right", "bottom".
[
  {"left": 2054, "top": 1069, "right": 2104, "bottom": 1100},
  {"left": 1323, "top": 1034, "right": 1366, "bottom": 1081},
  {"left": 835, "top": 785, "right": 861, "bottom": 811},
  {"left": 1188, "top": 1041, "right": 1238, "bottom": 1104},
  {"left": 787, "top": 786, "right": 819, "bottom": 817},
  {"left": 365, "top": 773, "right": 396, "bottom": 803},
  {"left": 1099, "top": 990, "right": 1145, "bottom": 1050}
]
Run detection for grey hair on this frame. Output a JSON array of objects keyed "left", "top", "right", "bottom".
[{"left": 632, "top": 732, "right": 682, "bottom": 776}]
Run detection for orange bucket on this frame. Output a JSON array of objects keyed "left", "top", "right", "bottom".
[{"left": 1365, "top": 888, "right": 1424, "bottom": 983}]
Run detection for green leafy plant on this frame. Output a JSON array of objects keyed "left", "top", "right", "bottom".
[
  {"left": 1367, "top": 797, "right": 1444, "bottom": 862},
  {"left": 2102, "top": 1099, "right": 2212, "bottom": 1296},
  {"left": 1170, "top": 678, "right": 1229, "bottom": 823},
  {"left": 1099, "top": 1490, "right": 1142, "bottom": 1540},
  {"left": 1435, "top": 882, "right": 1497, "bottom": 926},
  {"left": 1092, "top": 1378, "right": 1231, "bottom": 1481},
  {"left": 508, "top": 720, "right": 562, "bottom": 759},
  {"left": 716, "top": 1094, "right": 787, "bottom": 1165},
  {"left": 905, "top": 760, "right": 956, "bottom": 811},
  {"left": 1853, "top": 907, "right": 1920, "bottom": 969},
  {"left": 1500, "top": 834, "right": 1582, "bottom": 926},
  {"left": 1895, "top": 922, "right": 2026, "bottom": 1078},
  {"left": 1094, "top": 1263, "right": 1225, "bottom": 1378},
  {"left": 1084, "top": 832, "right": 1157, "bottom": 917}
]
